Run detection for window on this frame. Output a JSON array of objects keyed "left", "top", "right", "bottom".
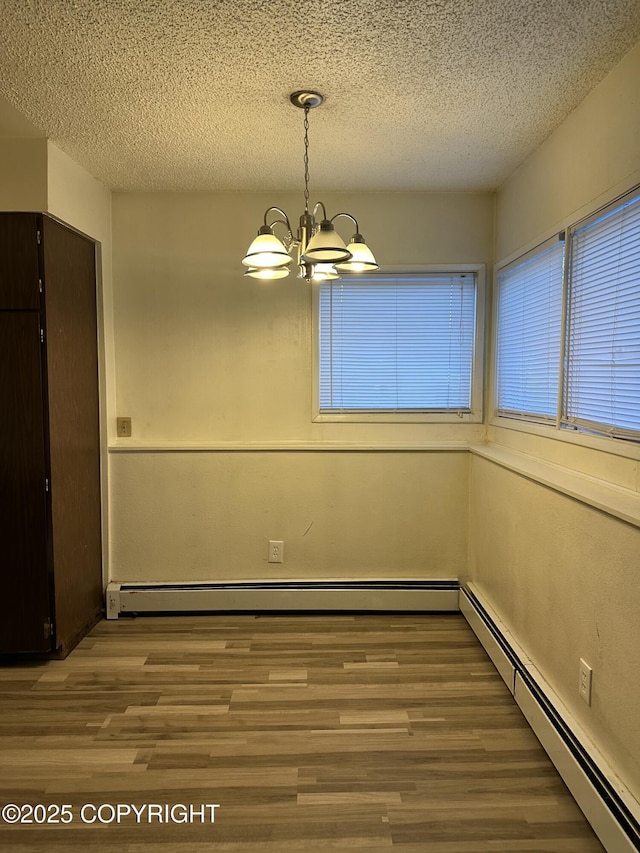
[
  {"left": 494, "top": 186, "right": 640, "bottom": 442},
  {"left": 317, "top": 271, "right": 480, "bottom": 418},
  {"left": 496, "top": 237, "right": 564, "bottom": 421},
  {"left": 564, "top": 193, "right": 640, "bottom": 439}
]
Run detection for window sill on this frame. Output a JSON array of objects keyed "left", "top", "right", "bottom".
[
  {"left": 470, "top": 442, "right": 640, "bottom": 529},
  {"left": 489, "top": 415, "right": 640, "bottom": 462},
  {"left": 313, "top": 412, "right": 483, "bottom": 424}
]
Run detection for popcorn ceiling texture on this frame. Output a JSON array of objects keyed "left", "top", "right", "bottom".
[{"left": 0, "top": 0, "right": 639, "bottom": 191}]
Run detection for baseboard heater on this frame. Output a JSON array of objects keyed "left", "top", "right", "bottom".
[
  {"left": 106, "top": 579, "right": 460, "bottom": 619},
  {"left": 460, "top": 584, "right": 640, "bottom": 853}
]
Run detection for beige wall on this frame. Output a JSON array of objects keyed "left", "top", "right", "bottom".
[
  {"left": 469, "top": 455, "right": 640, "bottom": 794},
  {"left": 110, "top": 450, "right": 469, "bottom": 582},
  {"left": 0, "top": 137, "right": 48, "bottom": 211},
  {"left": 471, "top": 38, "right": 640, "bottom": 797},
  {"left": 109, "top": 190, "right": 493, "bottom": 582},
  {"left": 496, "top": 39, "right": 640, "bottom": 262},
  {"left": 112, "top": 191, "right": 492, "bottom": 445}
]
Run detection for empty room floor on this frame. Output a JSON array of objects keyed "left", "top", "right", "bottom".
[{"left": 0, "top": 613, "right": 604, "bottom": 851}]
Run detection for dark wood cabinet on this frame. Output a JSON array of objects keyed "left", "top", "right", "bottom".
[{"left": 0, "top": 213, "right": 102, "bottom": 656}]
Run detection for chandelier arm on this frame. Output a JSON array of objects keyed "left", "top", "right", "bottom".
[
  {"left": 263, "top": 206, "right": 293, "bottom": 234},
  {"left": 268, "top": 217, "right": 292, "bottom": 235},
  {"left": 312, "top": 201, "right": 328, "bottom": 221},
  {"left": 330, "top": 212, "right": 360, "bottom": 232}
]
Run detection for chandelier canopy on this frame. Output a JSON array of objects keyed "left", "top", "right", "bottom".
[{"left": 242, "top": 91, "right": 378, "bottom": 282}]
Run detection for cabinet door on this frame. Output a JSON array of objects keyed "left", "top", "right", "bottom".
[
  {"left": 0, "top": 214, "right": 41, "bottom": 310},
  {"left": 0, "top": 313, "right": 52, "bottom": 653},
  {"left": 43, "top": 218, "right": 102, "bottom": 652}
]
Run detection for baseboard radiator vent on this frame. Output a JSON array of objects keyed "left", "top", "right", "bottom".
[
  {"left": 460, "top": 584, "right": 640, "bottom": 853},
  {"left": 106, "top": 579, "right": 460, "bottom": 620}
]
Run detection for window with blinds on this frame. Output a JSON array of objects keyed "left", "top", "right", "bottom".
[
  {"left": 563, "top": 192, "right": 640, "bottom": 439},
  {"left": 494, "top": 185, "right": 640, "bottom": 443},
  {"left": 496, "top": 237, "right": 564, "bottom": 421},
  {"left": 318, "top": 274, "right": 477, "bottom": 413}
]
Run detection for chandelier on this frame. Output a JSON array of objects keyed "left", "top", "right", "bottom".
[{"left": 242, "top": 91, "right": 378, "bottom": 282}]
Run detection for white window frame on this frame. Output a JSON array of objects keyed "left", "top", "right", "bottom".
[{"left": 312, "top": 265, "right": 485, "bottom": 424}]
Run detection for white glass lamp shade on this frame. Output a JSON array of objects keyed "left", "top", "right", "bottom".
[
  {"left": 244, "top": 266, "right": 290, "bottom": 280},
  {"left": 311, "top": 263, "right": 341, "bottom": 281},
  {"left": 335, "top": 234, "right": 379, "bottom": 272},
  {"left": 302, "top": 220, "right": 352, "bottom": 264},
  {"left": 242, "top": 226, "right": 291, "bottom": 268}
]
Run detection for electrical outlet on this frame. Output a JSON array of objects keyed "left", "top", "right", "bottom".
[
  {"left": 579, "top": 658, "right": 593, "bottom": 705},
  {"left": 117, "top": 417, "right": 132, "bottom": 438},
  {"left": 268, "top": 540, "right": 284, "bottom": 563}
]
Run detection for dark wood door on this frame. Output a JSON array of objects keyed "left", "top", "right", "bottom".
[
  {"left": 0, "top": 312, "right": 52, "bottom": 653},
  {"left": 43, "top": 218, "right": 102, "bottom": 653},
  {"left": 0, "top": 214, "right": 40, "bottom": 310}
]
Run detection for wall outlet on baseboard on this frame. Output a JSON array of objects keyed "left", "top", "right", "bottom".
[
  {"left": 579, "top": 658, "right": 593, "bottom": 705},
  {"left": 268, "top": 540, "right": 284, "bottom": 564}
]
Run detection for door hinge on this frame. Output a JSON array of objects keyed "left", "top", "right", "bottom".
[
  {"left": 38, "top": 278, "right": 43, "bottom": 294},
  {"left": 36, "top": 229, "right": 42, "bottom": 245},
  {"left": 40, "top": 327, "right": 44, "bottom": 344},
  {"left": 45, "top": 478, "right": 50, "bottom": 493},
  {"left": 44, "top": 617, "right": 53, "bottom": 640}
]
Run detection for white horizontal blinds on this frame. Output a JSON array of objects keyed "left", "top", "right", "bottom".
[
  {"left": 496, "top": 239, "right": 564, "bottom": 420},
  {"left": 319, "top": 274, "right": 476, "bottom": 411},
  {"left": 564, "top": 192, "right": 640, "bottom": 439}
]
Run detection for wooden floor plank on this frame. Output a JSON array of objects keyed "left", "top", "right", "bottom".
[{"left": 0, "top": 614, "right": 604, "bottom": 851}]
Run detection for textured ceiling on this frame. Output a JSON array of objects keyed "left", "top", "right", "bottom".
[{"left": 0, "top": 0, "right": 639, "bottom": 192}]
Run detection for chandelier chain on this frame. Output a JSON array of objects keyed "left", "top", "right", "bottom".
[{"left": 303, "top": 105, "right": 310, "bottom": 214}]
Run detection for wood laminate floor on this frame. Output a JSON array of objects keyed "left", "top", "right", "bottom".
[{"left": 0, "top": 613, "right": 604, "bottom": 852}]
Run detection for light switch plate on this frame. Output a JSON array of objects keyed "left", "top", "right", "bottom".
[{"left": 117, "top": 417, "right": 132, "bottom": 438}]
